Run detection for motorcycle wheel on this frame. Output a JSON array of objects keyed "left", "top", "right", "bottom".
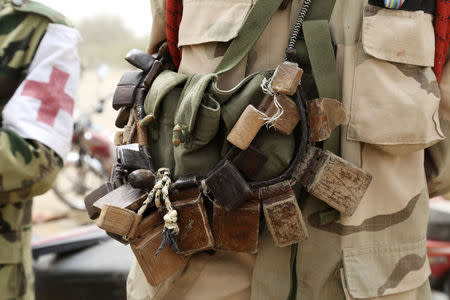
[{"left": 53, "top": 152, "right": 107, "bottom": 211}]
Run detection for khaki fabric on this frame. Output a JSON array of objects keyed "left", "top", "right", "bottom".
[
  {"left": 361, "top": 6, "right": 435, "bottom": 67},
  {"left": 129, "top": 0, "right": 446, "bottom": 299},
  {"left": 341, "top": 269, "right": 432, "bottom": 300},
  {"left": 347, "top": 6, "right": 444, "bottom": 155},
  {"left": 127, "top": 252, "right": 255, "bottom": 300}
]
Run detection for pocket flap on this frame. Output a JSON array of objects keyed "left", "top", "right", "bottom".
[
  {"left": 178, "top": 0, "right": 252, "bottom": 47},
  {"left": 362, "top": 5, "right": 435, "bottom": 67},
  {"left": 342, "top": 240, "right": 430, "bottom": 298}
]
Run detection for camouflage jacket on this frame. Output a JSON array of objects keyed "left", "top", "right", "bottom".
[{"left": 0, "top": 0, "right": 72, "bottom": 203}]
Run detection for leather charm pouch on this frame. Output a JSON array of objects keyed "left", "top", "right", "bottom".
[
  {"left": 113, "top": 70, "right": 144, "bottom": 110},
  {"left": 84, "top": 182, "right": 113, "bottom": 220},
  {"left": 130, "top": 211, "right": 188, "bottom": 286},
  {"left": 97, "top": 205, "right": 142, "bottom": 240},
  {"left": 171, "top": 189, "right": 214, "bottom": 255},
  {"left": 270, "top": 61, "right": 303, "bottom": 96},
  {"left": 259, "top": 94, "right": 301, "bottom": 136},
  {"left": 93, "top": 183, "right": 147, "bottom": 214},
  {"left": 296, "top": 146, "right": 372, "bottom": 216},
  {"left": 205, "top": 160, "right": 253, "bottom": 211},
  {"left": 226, "top": 146, "right": 268, "bottom": 180},
  {"left": 117, "top": 147, "right": 150, "bottom": 171},
  {"left": 227, "top": 104, "right": 266, "bottom": 150},
  {"left": 213, "top": 197, "right": 260, "bottom": 253},
  {"left": 261, "top": 181, "right": 309, "bottom": 247}
]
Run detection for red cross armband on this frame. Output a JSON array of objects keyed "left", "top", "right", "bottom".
[{"left": 2, "top": 23, "right": 81, "bottom": 159}]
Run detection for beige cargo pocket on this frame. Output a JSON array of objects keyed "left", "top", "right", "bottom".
[
  {"left": 340, "top": 240, "right": 430, "bottom": 299},
  {"left": 177, "top": 0, "right": 253, "bottom": 75},
  {"left": 347, "top": 5, "right": 444, "bottom": 154}
]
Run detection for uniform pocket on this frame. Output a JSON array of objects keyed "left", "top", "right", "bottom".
[
  {"left": 177, "top": 0, "right": 253, "bottom": 75},
  {"left": 341, "top": 240, "right": 430, "bottom": 299},
  {"left": 347, "top": 5, "right": 444, "bottom": 154}
]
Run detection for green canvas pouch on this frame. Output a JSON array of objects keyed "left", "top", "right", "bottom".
[{"left": 144, "top": 0, "right": 295, "bottom": 181}]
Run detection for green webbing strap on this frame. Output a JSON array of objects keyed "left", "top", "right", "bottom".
[
  {"left": 302, "top": 0, "right": 339, "bottom": 155},
  {"left": 303, "top": 21, "right": 338, "bottom": 102},
  {"left": 289, "top": 2, "right": 339, "bottom": 297},
  {"left": 214, "top": 0, "right": 283, "bottom": 75}
]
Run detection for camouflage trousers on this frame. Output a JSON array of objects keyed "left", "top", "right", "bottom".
[{"left": 0, "top": 199, "right": 34, "bottom": 300}]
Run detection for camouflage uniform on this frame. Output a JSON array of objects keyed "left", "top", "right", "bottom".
[
  {"left": 0, "top": 1, "right": 73, "bottom": 299},
  {"left": 127, "top": 0, "right": 450, "bottom": 299}
]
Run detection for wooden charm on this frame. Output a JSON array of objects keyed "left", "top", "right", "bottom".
[
  {"left": 131, "top": 224, "right": 188, "bottom": 286},
  {"left": 213, "top": 198, "right": 260, "bottom": 253},
  {"left": 84, "top": 183, "right": 113, "bottom": 220},
  {"left": 112, "top": 71, "right": 144, "bottom": 110},
  {"left": 115, "top": 107, "right": 131, "bottom": 129},
  {"left": 97, "top": 205, "right": 142, "bottom": 239},
  {"left": 117, "top": 148, "right": 150, "bottom": 171},
  {"left": 227, "top": 105, "right": 266, "bottom": 150},
  {"left": 307, "top": 98, "right": 346, "bottom": 142},
  {"left": 271, "top": 61, "right": 303, "bottom": 95},
  {"left": 171, "top": 189, "right": 214, "bottom": 255},
  {"left": 128, "top": 169, "right": 156, "bottom": 189},
  {"left": 261, "top": 181, "right": 308, "bottom": 247},
  {"left": 93, "top": 184, "right": 147, "bottom": 213},
  {"left": 296, "top": 146, "right": 372, "bottom": 216},
  {"left": 205, "top": 160, "right": 253, "bottom": 211},
  {"left": 259, "top": 94, "right": 300, "bottom": 135}
]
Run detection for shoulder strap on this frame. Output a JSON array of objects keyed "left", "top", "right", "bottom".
[
  {"left": 12, "top": 0, "right": 72, "bottom": 26},
  {"left": 214, "top": 0, "right": 283, "bottom": 75}
]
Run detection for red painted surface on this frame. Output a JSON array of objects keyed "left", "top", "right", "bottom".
[{"left": 428, "top": 239, "right": 450, "bottom": 278}]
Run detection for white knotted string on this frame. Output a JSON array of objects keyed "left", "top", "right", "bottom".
[
  {"left": 260, "top": 77, "right": 284, "bottom": 128},
  {"left": 137, "top": 168, "right": 178, "bottom": 236}
]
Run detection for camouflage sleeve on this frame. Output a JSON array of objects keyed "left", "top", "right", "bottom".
[
  {"left": 0, "top": 129, "right": 62, "bottom": 204},
  {"left": 426, "top": 58, "right": 450, "bottom": 197}
]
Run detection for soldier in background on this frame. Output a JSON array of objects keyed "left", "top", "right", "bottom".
[
  {"left": 0, "top": 0, "right": 80, "bottom": 299},
  {"left": 127, "top": 0, "right": 450, "bottom": 299}
]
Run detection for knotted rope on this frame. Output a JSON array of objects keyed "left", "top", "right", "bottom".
[
  {"left": 260, "top": 76, "right": 284, "bottom": 128},
  {"left": 137, "top": 168, "right": 179, "bottom": 255}
]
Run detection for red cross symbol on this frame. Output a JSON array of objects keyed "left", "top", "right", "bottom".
[{"left": 21, "top": 66, "right": 74, "bottom": 127}]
